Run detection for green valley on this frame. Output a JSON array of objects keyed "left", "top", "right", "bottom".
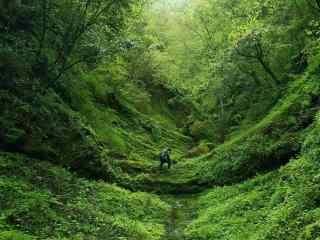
[{"left": 1, "top": 0, "right": 320, "bottom": 239}]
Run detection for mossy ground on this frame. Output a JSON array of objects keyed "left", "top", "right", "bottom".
[
  {"left": 0, "top": 153, "right": 170, "bottom": 240},
  {"left": 2, "top": 53, "right": 320, "bottom": 240},
  {"left": 184, "top": 121, "right": 320, "bottom": 239}
]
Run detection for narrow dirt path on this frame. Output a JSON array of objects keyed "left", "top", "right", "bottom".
[{"left": 160, "top": 195, "right": 199, "bottom": 240}]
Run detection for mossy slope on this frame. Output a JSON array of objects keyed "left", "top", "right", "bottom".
[
  {"left": 184, "top": 118, "right": 320, "bottom": 239},
  {"left": 0, "top": 152, "right": 170, "bottom": 240}
]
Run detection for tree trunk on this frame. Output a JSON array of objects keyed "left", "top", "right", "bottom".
[{"left": 258, "top": 58, "right": 280, "bottom": 85}]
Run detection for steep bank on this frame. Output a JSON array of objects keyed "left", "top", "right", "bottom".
[
  {"left": 185, "top": 118, "right": 320, "bottom": 239},
  {"left": 2, "top": 0, "right": 320, "bottom": 239},
  {"left": 0, "top": 152, "right": 170, "bottom": 240}
]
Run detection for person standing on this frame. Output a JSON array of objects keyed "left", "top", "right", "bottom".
[{"left": 160, "top": 148, "right": 172, "bottom": 170}]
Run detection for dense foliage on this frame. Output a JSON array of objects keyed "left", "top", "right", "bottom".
[
  {"left": 145, "top": 0, "right": 320, "bottom": 143},
  {"left": 2, "top": 0, "right": 320, "bottom": 239}
]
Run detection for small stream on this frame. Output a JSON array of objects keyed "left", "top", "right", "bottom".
[{"left": 161, "top": 195, "right": 198, "bottom": 240}]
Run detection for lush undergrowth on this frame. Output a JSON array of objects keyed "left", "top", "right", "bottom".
[
  {"left": 0, "top": 152, "right": 169, "bottom": 240},
  {"left": 185, "top": 115, "right": 320, "bottom": 240}
]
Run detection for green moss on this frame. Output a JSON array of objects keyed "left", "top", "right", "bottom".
[
  {"left": 0, "top": 231, "right": 35, "bottom": 240},
  {"left": 0, "top": 153, "right": 169, "bottom": 240}
]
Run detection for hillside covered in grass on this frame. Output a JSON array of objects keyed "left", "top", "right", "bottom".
[{"left": 2, "top": 0, "right": 320, "bottom": 240}]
